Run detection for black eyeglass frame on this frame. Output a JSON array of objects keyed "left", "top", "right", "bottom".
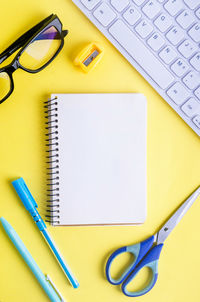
[{"left": 0, "top": 14, "right": 68, "bottom": 104}]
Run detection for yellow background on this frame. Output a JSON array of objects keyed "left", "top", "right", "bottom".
[{"left": 0, "top": 0, "right": 200, "bottom": 301}]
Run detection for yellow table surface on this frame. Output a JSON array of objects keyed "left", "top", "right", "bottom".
[{"left": 0, "top": 0, "right": 200, "bottom": 301}]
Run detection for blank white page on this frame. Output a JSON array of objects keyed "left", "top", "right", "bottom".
[{"left": 51, "top": 93, "right": 147, "bottom": 225}]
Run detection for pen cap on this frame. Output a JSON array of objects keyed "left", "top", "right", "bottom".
[
  {"left": 12, "top": 178, "right": 38, "bottom": 211},
  {"left": 12, "top": 178, "right": 46, "bottom": 231}
]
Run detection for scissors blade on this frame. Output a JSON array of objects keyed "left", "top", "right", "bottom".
[{"left": 156, "top": 187, "right": 200, "bottom": 245}]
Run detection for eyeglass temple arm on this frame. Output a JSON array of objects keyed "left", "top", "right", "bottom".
[
  {"left": 0, "top": 29, "right": 67, "bottom": 64},
  {"left": 0, "top": 15, "right": 54, "bottom": 64},
  {"left": 0, "top": 14, "right": 67, "bottom": 64}
]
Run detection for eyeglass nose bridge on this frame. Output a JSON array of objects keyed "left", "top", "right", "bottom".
[{"left": 6, "top": 60, "right": 20, "bottom": 74}]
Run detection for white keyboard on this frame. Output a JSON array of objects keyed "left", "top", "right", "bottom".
[{"left": 72, "top": 0, "right": 200, "bottom": 136}]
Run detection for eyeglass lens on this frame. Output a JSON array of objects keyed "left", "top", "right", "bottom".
[
  {"left": 19, "top": 26, "right": 62, "bottom": 71},
  {"left": 0, "top": 72, "right": 11, "bottom": 101}
]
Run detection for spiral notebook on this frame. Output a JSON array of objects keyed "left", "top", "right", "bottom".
[{"left": 45, "top": 93, "right": 147, "bottom": 226}]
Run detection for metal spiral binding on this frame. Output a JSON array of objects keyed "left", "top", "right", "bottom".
[{"left": 44, "top": 96, "right": 60, "bottom": 225}]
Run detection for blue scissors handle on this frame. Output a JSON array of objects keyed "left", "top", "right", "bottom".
[
  {"left": 122, "top": 243, "right": 163, "bottom": 297},
  {"left": 106, "top": 235, "right": 155, "bottom": 285}
]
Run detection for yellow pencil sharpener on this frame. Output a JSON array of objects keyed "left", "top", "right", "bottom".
[{"left": 73, "top": 42, "right": 104, "bottom": 73}]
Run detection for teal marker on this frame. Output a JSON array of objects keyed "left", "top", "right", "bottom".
[{"left": 0, "top": 217, "right": 64, "bottom": 302}]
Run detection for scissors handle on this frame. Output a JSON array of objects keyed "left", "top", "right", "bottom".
[
  {"left": 105, "top": 235, "right": 155, "bottom": 285},
  {"left": 122, "top": 243, "right": 163, "bottom": 297}
]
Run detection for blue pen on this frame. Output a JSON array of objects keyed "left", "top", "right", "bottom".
[
  {"left": 12, "top": 178, "right": 79, "bottom": 289},
  {"left": 0, "top": 217, "right": 64, "bottom": 302}
]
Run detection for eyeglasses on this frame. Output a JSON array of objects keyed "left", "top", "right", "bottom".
[{"left": 0, "top": 14, "right": 68, "bottom": 104}]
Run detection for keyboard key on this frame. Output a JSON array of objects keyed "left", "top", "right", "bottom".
[
  {"left": 190, "top": 53, "right": 200, "bottom": 71},
  {"left": 154, "top": 13, "right": 172, "bottom": 32},
  {"left": 109, "top": 20, "right": 174, "bottom": 89},
  {"left": 135, "top": 20, "right": 153, "bottom": 38},
  {"left": 159, "top": 46, "right": 177, "bottom": 64},
  {"left": 178, "top": 39, "right": 197, "bottom": 58},
  {"left": 188, "top": 23, "right": 200, "bottom": 43},
  {"left": 93, "top": 3, "right": 116, "bottom": 26},
  {"left": 183, "top": 71, "right": 200, "bottom": 90},
  {"left": 123, "top": 6, "right": 141, "bottom": 25},
  {"left": 194, "top": 87, "right": 200, "bottom": 100},
  {"left": 183, "top": 0, "right": 199, "bottom": 9},
  {"left": 176, "top": 10, "right": 195, "bottom": 29},
  {"left": 167, "top": 82, "right": 190, "bottom": 104},
  {"left": 171, "top": 59, "right": 189, "bottom": 77},
  {"left": 196, "top": 8, "right": 200, "bottom": 19},
  {"left": 166, "top": 26, "right": 184, "bottom": 45},
  {"left": 193, "top": 115, "right": 200, "bottom": 128},
  {"left": 81, "top": 0, "right": 101, "bottom": 10},
  {"left": 181, "top": 98, "right": 200, "bottom": 117},
  {"left": 110, "top": 0, "right": 129, "bottom": 12},
  {"left": 142, "top": 0, "right": 161, "bottom": 19},
  {"left": 164, "top": 0, "right": 183, "bottom": 16},
  {"left": 132, "top": 0, "right": 146, "bottom": 5},
  {"left": 147, "top": 33, "right": 165, "bottom": 51}
]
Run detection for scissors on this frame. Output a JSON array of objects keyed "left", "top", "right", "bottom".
[{"left": 106, "top": 187, "right": 200, "bottom": 297}]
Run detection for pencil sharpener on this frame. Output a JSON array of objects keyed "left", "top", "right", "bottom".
[{"left": 73, "top": 42, "right": 104, "bottom": 73}]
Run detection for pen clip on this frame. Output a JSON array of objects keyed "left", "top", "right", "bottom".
[
  {"left": 22, "top": 180, "right": 38, "bottom": 208},
  {"left": 46, "top": 275, "right": 65, "bottom": 302}
]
